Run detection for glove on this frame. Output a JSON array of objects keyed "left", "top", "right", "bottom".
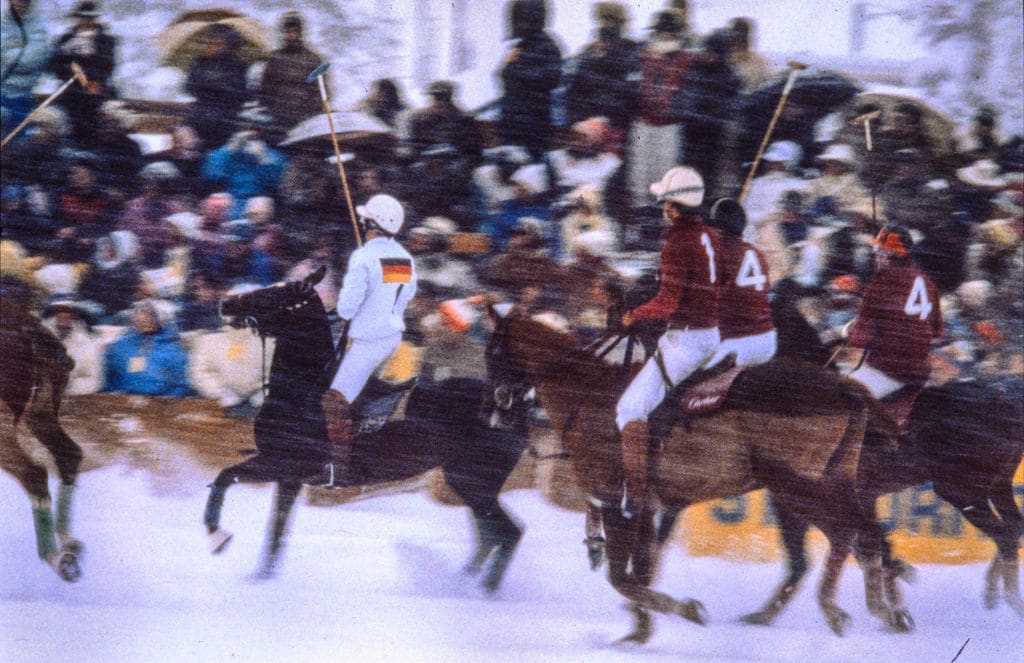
[
  {"left": 227, "top": 131, "right": 251, "bottom": 152},
  {"left": 244, "top": 139, "right": 267, "bottom": 162}
]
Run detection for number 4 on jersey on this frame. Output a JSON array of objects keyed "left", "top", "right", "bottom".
[
  {"left": 736, "top": 249, "right": 767, "bottom": 291},
  {"left": 904, "top": 276, "right": 932, "bottom": 321}
]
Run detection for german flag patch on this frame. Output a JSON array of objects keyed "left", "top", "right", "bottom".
[{"left": 380, "top": 258, "right": 412, "bottom": 283}]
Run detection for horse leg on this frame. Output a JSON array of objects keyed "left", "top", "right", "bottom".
[
  {"left": 601, "top": 505, "right": 705, "bottom": 645},
  {"left": 253, "top": 480, "right": 302, "bottom": 580},
  {"left": 989, "top": 486, "right": 1024, "bottom": 616},
  {"left": 463, "top": 496, "right": 523, "bottom": 593},
  {"left": 853, "top": 498, "right": 913, "bottom": 633},
  {"left": 816, "top": 538, "right": 853, "bottom": 636},
  {"left": 24, "top": 408, "right": 83, "bottom": 554},
  {"left": 585, "top": 500, "right": 606, "bottom": 570},
  {"left": 0, "top": 419, "right": 80, "bottom": 582},
  {"left": 935, "top": 483, "right": 1021, "bottom": 613},
  {"left": 741, "top": 495, "right": 811, "bottom": 626}
]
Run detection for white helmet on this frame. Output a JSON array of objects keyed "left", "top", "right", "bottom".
[
  {"left": 356, "top": 194, "right": 405, "bottom": 235},
  {"left": 649, "top": 166, "right": 704, "bottom": 208}
]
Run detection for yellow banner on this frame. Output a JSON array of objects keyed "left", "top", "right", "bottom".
[{"left": 679, "top": 460, "right": 1023, "bottom": 563}]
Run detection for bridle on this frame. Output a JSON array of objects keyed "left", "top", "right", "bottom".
[{"left": 485, "top": 314, "right": 633, "bottom": 460}]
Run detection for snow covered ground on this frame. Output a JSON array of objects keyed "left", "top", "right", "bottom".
[{"left": 2, "top": 463, "right": 1022, "bottom": 662}]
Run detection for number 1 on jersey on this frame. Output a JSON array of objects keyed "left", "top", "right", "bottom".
[{"left": 700, "top": 233, "right": 717, "bottom": 284}]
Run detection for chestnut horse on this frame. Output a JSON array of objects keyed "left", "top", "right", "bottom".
[
  {"left": 484, "top": 308, "right": 903, "bottom": 640},
  {"left": 0, "top": 281, "right": 84, "bottom": 581}
]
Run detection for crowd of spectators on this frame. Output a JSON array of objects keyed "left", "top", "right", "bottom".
[{"left": 1, "top": 0, "right": 1021, "bottom": 412}]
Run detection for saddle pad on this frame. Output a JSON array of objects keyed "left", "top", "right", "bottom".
[
  {"left": 680, "top": 366, "right": 743, "bottom": 415},
  {"left": 880, "top": 387, "right": 921, "bottom": 432}
]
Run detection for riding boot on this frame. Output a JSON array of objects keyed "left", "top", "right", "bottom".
[
  {"left": 620, "top": 420, "right": 650, "bottom": 519},
  {"left": 317, "top": 388, "right": 354, "bottom": 488}
]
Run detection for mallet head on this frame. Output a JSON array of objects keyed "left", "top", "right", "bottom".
[
  {"left": 306, "top": 62, "right": 331, "bottom": 84},
  {"left": 786, "top": 60, "right": 809, "bottom": 71}
]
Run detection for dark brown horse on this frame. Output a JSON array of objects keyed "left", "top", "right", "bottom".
[
  {"left": 728, "top": 287, "right": 1024, "bottom": 623},
  {"left": 203, "top": 270, "right": 532, "bottom": 590},
  {"left": 484, "top": 307, "right": 902, "bottom": 640},
  {"left": 0, "top": 280, "right": 84, "bottom": 581}
]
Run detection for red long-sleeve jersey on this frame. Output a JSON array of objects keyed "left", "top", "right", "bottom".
[
  {"left": 631, "top": 216, "right": 719, "bottom": 329},
  {"left": 848, "top": 261, "right": 943, "bottom": 386},
  {"left": 716, "top": 235, "right": 774, "bottom": 339}
]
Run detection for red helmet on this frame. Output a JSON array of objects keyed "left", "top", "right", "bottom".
[{"left": 871, "top": 225, "right": 913, "bottom": 258}]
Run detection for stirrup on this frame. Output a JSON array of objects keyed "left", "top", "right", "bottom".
[
  {"left": 317, "top": 462, "right": 343, "bottom": 490},
  {"left": 208, "top": 529, "right": 233, "bottom": 555}
]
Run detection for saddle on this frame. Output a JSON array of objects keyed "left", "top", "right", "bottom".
[
  {"left": 878, "top": 386, "right": 921, "bottom": 433},
  {"left": 649, "top": 356, "right": 743, "bottom": 443}
]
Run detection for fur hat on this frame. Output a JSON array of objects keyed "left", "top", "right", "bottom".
[
  {"left": 956, "top": 159, "right": 1004, "bottom": 189},
  {"left": 511, "top": 164, "right": 549, "bottom": 196},
  {"left": 34, "top": 264, "right": 81, "bottom": 296}
]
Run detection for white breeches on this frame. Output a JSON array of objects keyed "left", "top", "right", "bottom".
[
  {"left": 329, "top": 334, "right": 402, "bottom": 402},
  {"left": 847, "top": 363, "right": 905, "bottom": 399},
  {"left": 705, "top": 330, "right": 777, "bottom": 369},
  {"left": 615, "top": 327, "right": 720, "bottom": 430}
]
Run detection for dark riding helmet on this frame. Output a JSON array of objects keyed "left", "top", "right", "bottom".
[
  {"left": 871, "top": 224, "right": 914, "bottom": 258},
  {"left": 709, "top": 197, "right": 747, "bottom": 237}
]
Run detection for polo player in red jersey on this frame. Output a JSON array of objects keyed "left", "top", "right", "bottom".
[
  {"left": 846, "top": 225, "right": 943, "bottom": 402},
  {"left": 617, "top": 166, "right": 720, "bottom": 517},
  {"left": 704, "top": 198, "right": 776, "bottom": 369}
]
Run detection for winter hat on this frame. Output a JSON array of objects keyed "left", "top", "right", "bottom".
[
  {"left": 817, "top": 143, "right": 857, "bottom": 166},
  {"left": 70, "top": 2, "right": 102, "bottom": 19},
  {"left": 956, "top": 159, "right": 1004, "bottom": 189},
  {"left": 485, "top": 145, "right": 531, "bottom": 167},
  {"left": 95, "top": 230, "right": 140, "bottom": 269},
  {"left": 647, "top": 10, "right": 683, "bottom": 35},
  {"left": 42, "top": 295, "right": 102, "bottom": 326},
  {"left": 594, "top": 3, "right": 627, "bottom": 26},
  {"left": 164, "top": 212, "right": 201, "bottom": 240},
  {"left": 571, "top": 229, "right": 616, "bottom": 257},
  {"left": 139, "top": 161, "right": 180, "bottom": 181},
  {"left": 422, "top": 216, "right": 457, "bottom": 236},
  {"left": 34, "top": 264, "right": 81, "bottom": 296},
  {"left": 763, "top": 140, "right": 802, "bottom": 166},
  {"left": 957, "top": 280, "right": 992, "bottom": 312},
  {"left": 511, "top": 164, "right": 549, "bottom": 196},
  {"left": 279, "top": 11, "right": 304, "bottom": 31}
]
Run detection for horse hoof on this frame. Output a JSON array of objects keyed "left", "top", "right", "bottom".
[
  {"left": 889, "top": 609, "right": 915, "bottom": 633},
  {"left": 677, "top": 599, "right": 707, "bottom": 626},
  {"left": 893, "top": 560, "right": 917, "bottom": 584},
  {"left": 60, "top": 536, "right": 84, "bottom": 557},
  {"left": 51, "top": 551, "right": 81, "bottom": 583},
  {"left": 616, "top": 605, "right": 652, "bottom": 645},
  {"left": 482, "top": 544, "right": 517, "bottom": 594},
  {"left": 739, "top": 610, "right": 774, "bottom": 626},
  {"left": 208, "top": 529, "right": 233, "bottom": 555},
  {"left": 589, "top": 536, "right": 602, "bottom": 573},
  {"left": 826, "top": 609, "right": 851, "bottom": 636}
]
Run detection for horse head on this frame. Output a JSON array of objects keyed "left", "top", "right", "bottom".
[{"left": 219, "top": 266, "right": 327, "bottom": 338}]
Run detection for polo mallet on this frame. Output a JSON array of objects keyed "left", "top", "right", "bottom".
[
  {"left": 738, "top": 60, "right": 808, "bottom": 204},
  {"left": 1, "top": 62, "right": 89, "bottom": 150},
  {"left": 856, "top": 109, "right": 882, "bottom": 226},
  {"left": 306, "top": 62, "right": 361, "bottom": 246}
]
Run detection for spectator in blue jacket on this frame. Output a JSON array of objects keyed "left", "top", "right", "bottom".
[
  {"left": 103, "top": 299, "right": 193, "bottom": 396},
  {"left": 201, "top": 110, "right": 285, "bottom": 218}
]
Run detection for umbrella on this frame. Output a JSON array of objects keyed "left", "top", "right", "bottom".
[
  {"left": 726, "top": 71, "right": 861, "bottom": 172},
  {"left": 740, "top": 70, "right": 861, "bottom": 125},
  {"left": 278, "top": 111, "right": 392, "bottom": 149},
  {"left": 850, "top": 86, "right": 958, "bottom": 156},
  {"left": 157, "top": 9, "right": 270, "bottom": 70}
]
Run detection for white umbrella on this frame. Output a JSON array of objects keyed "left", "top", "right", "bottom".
[{"left": 278, "top": 111, "right": 392, "bottom": 148}]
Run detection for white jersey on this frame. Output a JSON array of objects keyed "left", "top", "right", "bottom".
[{"left": 337, "top": 236, "right": 417, "bottom": 340}]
